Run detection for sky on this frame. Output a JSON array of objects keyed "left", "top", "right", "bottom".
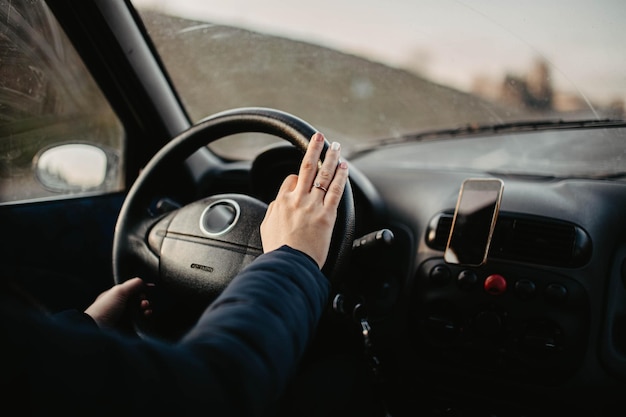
[{"left": 132, "top": 0, "right": 626, "bottom": 106}]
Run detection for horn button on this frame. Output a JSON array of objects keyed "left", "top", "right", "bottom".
[
  {"left": 148, "top": 194, "right": 266, "bottom": 300},
  {"left": 200, "top": 200, "right": 239, "bottom": 235}
]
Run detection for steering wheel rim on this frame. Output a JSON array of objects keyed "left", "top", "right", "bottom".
[{"left": 112, "top": 107, "right": 355, "bottom": 338}]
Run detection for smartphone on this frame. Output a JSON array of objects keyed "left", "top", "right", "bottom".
[{"left": 444, "top": 178, "right": 504, "bottom": 266}]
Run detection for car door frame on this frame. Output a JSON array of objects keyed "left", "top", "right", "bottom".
[{"left": 0, "top": 0, "right": 205, "bottom": 310}]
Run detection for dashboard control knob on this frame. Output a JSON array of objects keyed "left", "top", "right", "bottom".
[
  {"left": 545, "top": 283, "right": 568, "bottom": 304},
  {"left": 484, "top": 274, "right": 507, "bottom": 295},
  {"left": 515, "top": 279, "right": 536, "bottom": 299},
  {"left": 457, "top": 269, "right": 478, "bottom": 290},
  {"left": 430, "top": 265, "right": 451, "bottom": 287}
]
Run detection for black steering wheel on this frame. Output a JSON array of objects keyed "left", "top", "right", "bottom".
[{"left": 112, "top": 107, "right": 355, "bottom": 340}]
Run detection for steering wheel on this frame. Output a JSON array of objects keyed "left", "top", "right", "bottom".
[{"left": 112, "top": 107, "right": 355, "bottom": 340}]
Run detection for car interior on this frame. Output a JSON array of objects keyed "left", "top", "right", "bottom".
[{"left": 1, "top": 0, "right": 626, "bottom": 416}]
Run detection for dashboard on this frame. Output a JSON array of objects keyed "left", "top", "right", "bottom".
[
  {"left": 247, "top": 127, "right": 626, "bottom": 415},
  {"left": 355, "top": 150, "right": 626, "bottom": 414}
]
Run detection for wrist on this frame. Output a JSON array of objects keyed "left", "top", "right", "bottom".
[{"left": 277, "top": 245, "right": 320, "bottom": 269}]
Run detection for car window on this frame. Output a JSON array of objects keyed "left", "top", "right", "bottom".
[
  {"left": 133, "top": 0, "right": 625, "bottom": 164},
  {"left": 0, "top": 0, "right": 124, "bottom": 204}
]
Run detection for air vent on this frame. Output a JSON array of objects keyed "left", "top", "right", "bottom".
[{"left": 426, "top": 212, "right": 592, "bottom": 268}]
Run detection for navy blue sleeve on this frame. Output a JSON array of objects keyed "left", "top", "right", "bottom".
[
  {"left": 179, "top": 245, "right": 330, "bottom": 415},
  {"left": 0, "top": 245, "right": 330, "bottom": 417},
  {"left": 54, "top": 309, "right": 99, "bottom": 328}
]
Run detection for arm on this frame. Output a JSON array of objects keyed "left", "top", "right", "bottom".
[
  {"left": 0, "top": 248, "right": 327, "bottom": 417},
  {"left": 173, "top": 132, "right": 347, "bottom": 415},
  {"left": 0, "top": 132, "right": 348, "bottom": 417},
  {"left": 178, "top": 245, "right": 330, "bottom": 416}
]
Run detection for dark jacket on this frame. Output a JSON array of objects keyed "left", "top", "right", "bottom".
[{"left": 0, "top": 245, "right": 329, "bottom": 417}]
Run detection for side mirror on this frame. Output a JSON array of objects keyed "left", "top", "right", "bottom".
[{"left": 34, "top": 143, "right": 119, "bottom": 192}]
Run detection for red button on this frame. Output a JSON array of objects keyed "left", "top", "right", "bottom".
[{"left": 484, "top": 274, "right": 507, "bottom": 295}]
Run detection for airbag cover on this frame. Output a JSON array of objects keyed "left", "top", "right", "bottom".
[{"left": 158, "top": 194, "right": 266, "bottom": 300}]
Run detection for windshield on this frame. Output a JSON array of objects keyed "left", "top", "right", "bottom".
[{"left": 132, "top": 0, "right": 626, "bottom": 164}]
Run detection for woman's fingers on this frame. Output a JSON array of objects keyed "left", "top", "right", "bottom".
[
  {"left": 260, "top": 131, "right": 348, "bottom": 268},
  {"left": 297, "top": 132, "right": 346, "bottom": 203},
  {"left": 312, "top": 141, "right": 343, "bottom": 201},
  {"left": 296, "top": 132, "right": 325, "bottom": 193},
  {"left": 322, "top": 159, "right": 348, "bottom": 208}
]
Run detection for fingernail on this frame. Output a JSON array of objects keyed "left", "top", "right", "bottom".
[
  {"left": 314, "top": 132, "right": 324, "bottom": 142},
  {"left": 331, "top": 141, "right": 340, "bottom": 151}
]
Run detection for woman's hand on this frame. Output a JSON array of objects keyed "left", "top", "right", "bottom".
[
  {"left": 84, "top": 277, "right": 152, "bottom": 329},
  {"left": 260, "top": 132, "right": 349, "bottom": 269}
]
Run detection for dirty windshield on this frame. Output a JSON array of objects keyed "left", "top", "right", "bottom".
[{"left": 133, "top": 0, "right": 626, "bottom": 161}]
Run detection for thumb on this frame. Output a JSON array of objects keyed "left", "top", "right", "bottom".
[{"left": 115, "top": 277, "right": 145, "bottom": 299}]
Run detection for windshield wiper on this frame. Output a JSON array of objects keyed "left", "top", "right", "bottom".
[{"left": 348, "top": 118, "right": 626, "bottom": 158}]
